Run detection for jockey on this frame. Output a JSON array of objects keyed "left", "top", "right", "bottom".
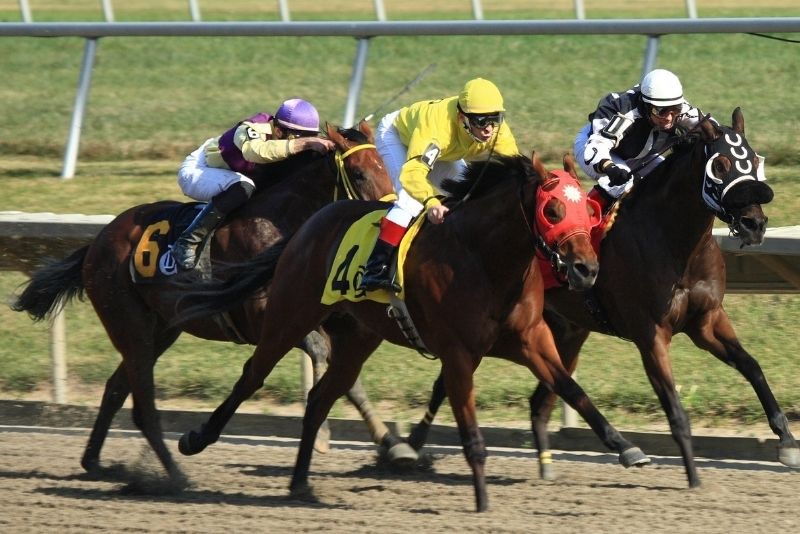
[
  {"left": 574, "top": 68, "right": 714, "bottom": 212},
  {"left": 360, "top": 77, "right": 521, "bottom": 293},
  {"left": 173, "top": 98, "right": 335, "bottom": 270}
]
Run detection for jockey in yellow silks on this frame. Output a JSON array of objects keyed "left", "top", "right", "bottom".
[{"left": 360, "top": 78, "right": 521, "bottom": 292}]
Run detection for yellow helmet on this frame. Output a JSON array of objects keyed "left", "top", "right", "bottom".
[{"left": 458, "top": 78, "right": 505, "bottom": 114}]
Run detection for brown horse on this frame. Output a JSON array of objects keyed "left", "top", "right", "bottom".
[
  {"left": 406, "top": 108, "right": 799, "bottom": 486},
  {"left": 173, "top": 152, "right": 648, "bottom": 512},
  {"left": 10, "top": 122, "right": 406, "bottom": 488}
]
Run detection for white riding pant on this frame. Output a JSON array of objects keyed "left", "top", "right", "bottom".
[
  {"left": 177, "top": 138, "right": 256, "bottom": 201},
  {"left": 574, "top": 123, "right": 666, "bottom": 199},
  {"left": 376, "top": 110, "right": 466, "bottom": 227}
]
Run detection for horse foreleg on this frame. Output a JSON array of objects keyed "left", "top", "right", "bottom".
[
  {"left": 638, "top": 329, "right": 700, "bottom": 487},
  {"left": 81, "top": 363, "right": 130, "bottom": 473},
  {"left": 290, "top": 327, "right": 381, "bottom": 499},
  {"left": 407, "top": 371, "right": 447, "bottom": 451},
  {"left": 345, "top": 378, "right": 419, "bottom": 465},
  {"left": 441, "top": 357, "right": 489, "bottom": 513},
  {"left": 688, "top": 309, "right": 800, "bottom": 469},
  {"left": 524, "top": 322, "right": 649, "bottom": 469},
  {"left": 530, "top": 311, "right": 590, "bottom": 480}
]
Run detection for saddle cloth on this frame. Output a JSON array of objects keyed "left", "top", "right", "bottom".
[
  {"left": 129, "top": 202, "right": 207, "bottom": 283},
  {"left": 320, "top": 209, "right": 425, "bottom": 305}
]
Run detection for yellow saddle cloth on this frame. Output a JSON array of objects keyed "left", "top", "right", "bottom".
[{"left": 321, "top": 209, "right": 425, "bottom": 305}]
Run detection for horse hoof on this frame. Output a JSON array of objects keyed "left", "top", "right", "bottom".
[
  {"left": 620, "top": 447, "right": 651, "bottom": 468},
  {"left": 81, "top": 455, "right": 100, "bottom": 474},
  {"left": 380, "top": 441, "right": 419, "bottom": 467},
  {"left": 778, "top": 446, "right": 800, "bottom": 468},
  {"left": 178, "top": 430, "right": 205, "bottom": 456},
  {"left": 314, "top": 423, "right": 331, "bottom": 454},
  {"left": 539, "top": 464, "right": 556, "bottom": 481},
  {"left": 289, "top": 482, "right": 316, "bottom": 502}
]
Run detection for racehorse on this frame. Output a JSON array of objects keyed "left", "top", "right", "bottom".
[
  {"left": 404, "top": 108, "right": 800, "bottom": 486},
  {"left": 10, "top": 122, "right": 407, "bottom": 488},
  {"left": 173, "top": 152, "right": 649, "bottom": 512}
]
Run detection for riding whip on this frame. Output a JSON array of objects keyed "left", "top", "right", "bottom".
[{"left": 361, "top": 63, "right": 437, "bottom": 122}]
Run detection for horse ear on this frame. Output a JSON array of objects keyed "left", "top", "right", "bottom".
[
  {"left": 699, "top": 113, "right": 718, "bottom": 142},
  {"left": 326, "top": 122, "right": 343, "bottom": 144},
  {"left": 732, "top": 107, "right": 745, "bottom": 135},
  {"left": 358, "top": 120, "right": 375, "bottom": 143},
  {"left": 562, "top": 152, "right": 579, "bottom": 181},
  {"left": 530, "top": 150, "right": 547, "bottom": 181}
]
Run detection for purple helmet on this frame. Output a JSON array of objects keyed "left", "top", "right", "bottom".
[{"left": 274, "top": 98, "right": 320, "bottom": 132}]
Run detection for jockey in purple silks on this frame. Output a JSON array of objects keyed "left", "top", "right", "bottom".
[{"left": 173, "top": 98, "right": 335, "bottom": 270}]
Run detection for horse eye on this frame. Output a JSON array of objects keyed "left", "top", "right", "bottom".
[
  {"left": 544, "top": 199, "right": 565, "bottom": 223},
  {"left": 712, "top": 157, "right": 729, "bottom": 177}
]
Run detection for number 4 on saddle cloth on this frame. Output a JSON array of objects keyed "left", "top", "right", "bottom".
[
  {"left": 321, "top": 209, "right": 424, "bottom": 305},
  {"left": 130, "top": 203, "right": 209, "bottom": 282}
]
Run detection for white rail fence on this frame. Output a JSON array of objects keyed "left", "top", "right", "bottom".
[{"left": 4, "top": 16, "right": 798, "bottom": 177}]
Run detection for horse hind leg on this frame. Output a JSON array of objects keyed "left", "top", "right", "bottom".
[
  {"left": 81, "top": 363, "right": 130, "bottom": 474},
  {"left": 345, "top": 378, "right": 419, "bottom": 466},
  {"left": 406, "top": 371, "right": 447, "bottom": 451},
  {"left": 82, "top": 326, "right": 181, "bottom": 476}
]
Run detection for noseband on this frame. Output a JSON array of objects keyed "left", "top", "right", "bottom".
[{"left": 333, "top": 143, "right": 377, "bottom": 201}]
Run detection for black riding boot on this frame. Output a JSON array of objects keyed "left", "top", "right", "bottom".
[
  {"left": 588, "top": 185, "right": 615, "bottom": 215},
  {"left": 360, "top": 239, "right": 401, "bottom": 293},
  {"left": 171, "top": 202, "right": 226, "bottom": 270}
]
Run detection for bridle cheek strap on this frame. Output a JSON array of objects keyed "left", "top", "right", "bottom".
[{"left": 334, "top": 143, "right": 377, "bottom": 201}]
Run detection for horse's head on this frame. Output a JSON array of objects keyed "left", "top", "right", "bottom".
[
  {"left": 325, "top": 121, "right": 394, "bottom": 201},
  {"left": 698, "top": 108, "right": 773, "bottom": 245},
  {"left": 532, "top": 152, "right": 601, "bottom": 290}
]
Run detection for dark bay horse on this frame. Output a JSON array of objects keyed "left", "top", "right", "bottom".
[
  {"left": 173, "top": 152, "right": 648, "bottom": 512},
  {"left": 407, "top": 108, "right": 800, "bottom": 486},
  {"left": 11, "top": 122, "right": 405, "bottom": 488}
]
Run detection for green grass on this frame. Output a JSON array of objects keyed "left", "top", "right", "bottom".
[{"left": 0, "top": 2, "right": 799, "bottom": 433}]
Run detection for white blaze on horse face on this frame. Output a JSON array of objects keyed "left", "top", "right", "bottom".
[{"left": 562, "top": 184, "right": 583, "bottom": 203}]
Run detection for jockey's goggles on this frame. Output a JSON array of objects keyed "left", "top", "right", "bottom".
[
  {"left": 649, "top": 104, "right": 682, "bottom": 118},
  {"left": 285, "top": 129, "right": 319, "bottom": 140},
  {"left": 459, "top": 106, "right": 504, "bottom": 129}
]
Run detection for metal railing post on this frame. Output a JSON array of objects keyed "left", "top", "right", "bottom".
[
  {"left": 188, "top": 0, "right": 201, "bottom": 22},
  {"left": 470, "top": 0, "right": 483, "bottom": 20},
  {"left": 641, "top": 35, "right": 660, "bottom": 78},
  {"left": 18, "top": 0, "right": 32, "bottom": 22},
  {"left": 373, "top": 0, "right": 386, "bottom": 21},
  {"left": 100, "top": 0, "right": 114, "bottom": 22},
  {"left": 50, "top": 309, "right": 68, "bottom": 403},
  {"left": 278, "top": 0, "right": 290, "bottom": 22},
  {"left": 685, "top": 0, "right": 698, "bottom": 19},
  {"left": 343, "top": 37, "right": 371, "bottom": 127},
  {"left": 61, "top": 38, "right": 98, "bottom": 179},
  {"left": 574, "top": 0, "right": 585, "bottom": 20}
]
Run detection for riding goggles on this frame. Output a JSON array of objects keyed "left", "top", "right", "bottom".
[
  {"left": 285, "top": 129, "right": 319, "bottom": 140},
  {"left": 649, "top": 104, "right": 683, "bottom": 118},
  {"left": 464, "top": 111, "right": 504, "bottom": 129}
]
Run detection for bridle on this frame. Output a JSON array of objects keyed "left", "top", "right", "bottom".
[{"left": 332, "top": 143, "right": 377, "bottom": 201}]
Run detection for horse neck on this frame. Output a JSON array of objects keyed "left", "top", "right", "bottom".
[
  {"left": 628, "top": 141, "right": 714, "bottom": 252},
  {"left": 454, "top": 180, "right": 538, "bottom": 279}
]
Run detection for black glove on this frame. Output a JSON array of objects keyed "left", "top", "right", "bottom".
[{"left": 604, "top": 163, "right": 631, "bottom": 186}]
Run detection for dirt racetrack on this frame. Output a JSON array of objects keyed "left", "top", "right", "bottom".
[{"left": 1, "top": 427, "right": 798, "bottom": 533}]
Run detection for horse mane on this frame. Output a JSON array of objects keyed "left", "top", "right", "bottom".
[
  {"left": 440, "top": 154, "right": 538, "bottom": 200},
  {"left": 334, "top": 126, "right": 370, "bottom": 144}
]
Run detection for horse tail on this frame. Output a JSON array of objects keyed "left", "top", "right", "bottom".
[
  {"left": 10, "top": 245, "right": 89, "bottom": 322},
  {"left": 172, "top": 239, "right": 289, "bottom": 326}
]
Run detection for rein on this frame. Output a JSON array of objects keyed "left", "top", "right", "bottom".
[{"left": 333, "top": 143, "right": 376, "bottom": 201}]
